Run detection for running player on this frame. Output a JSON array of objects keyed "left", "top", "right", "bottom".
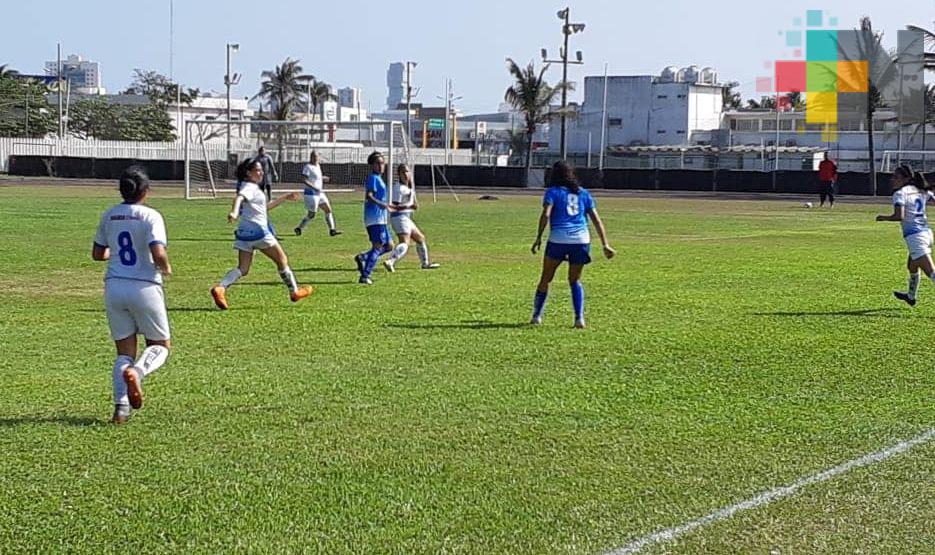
[
  {"left": 383, "top": 163, "right": 440, "bottom": 272},
  {"left": 211, "top": 159, "right": 312, "bottom": 309},
  {"left": 876, "top": 164, "right": 935, "bottom": 306},
  {"left": 530, "top": 160, "right": 615, "bottom": 328},
  {"left": 294, "top": 150, "right": 341, "bottom": 237},
  {"left": 353, "top": 151, "right": 395, "bottom": 284},
  {"left": 92, "top": 168, "right": 172, "bottom": 424}
]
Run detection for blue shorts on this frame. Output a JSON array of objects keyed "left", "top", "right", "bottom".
[
  {"left": 545, "top": 242, "right": 591, "bottom": 265},
  {"left": 366, "top": 224, "right": 391, "bottom": 247}
]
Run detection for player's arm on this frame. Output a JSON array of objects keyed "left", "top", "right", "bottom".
[
  {"left": 531, "top": 204, "right": 552, "bottom": 254},
  {"left": 228, "top": 194, "right": 246, "bottom": 222},
  {"left": 269, "top": 192, "right": 301, "bottom": 210},
  {"left": 150, "top": 244, "right": 172, "bottom": 276},
  {"left": 876, "top": 205, "right": 904, "bottom": 222},
  {"left": 366, "top": 190, "right": 395, "bottom": 212},
  {"left": 92, "top": 242, "right": 109, "bottom": 261},
  {"left": 587, "top": 208, "right": 616, "bottom": 259}
]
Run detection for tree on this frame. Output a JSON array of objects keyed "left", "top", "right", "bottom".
[
  {"left": 304, "top": 78, "right": 337, "bottom": 140},
  {"left": 504, "top": 58, "right": 561, "bottom": 171},
  {"left": 721, "top": 81, "right": 743, "bottom": 110},
  {"left": 122, "top": 69, "right": 199, "bottom": 107},
  {"left": 0, "top": 74, "right": 56, "bottom": 137},
  {"left": 787, "top": 91, "right": 805, "bottom": 110},
  {"left": 253, "top": 58, "right": 311, "bottom": 162},
  {"left": 746, "top": 96, "right": 776, "bottom": 109},
  {"left": 0, "top": 64, "right": 19, "bottom": 79},
  {"left": 70, "top": 98, "right": 176, "bottom": 141}
]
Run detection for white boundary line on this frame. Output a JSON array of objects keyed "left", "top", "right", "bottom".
[{"left": 607, "top": 428, "right": 935, "bottom": 555}]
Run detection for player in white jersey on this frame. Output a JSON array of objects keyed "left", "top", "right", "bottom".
[
  {"left": 294, "top": 151, "right": 342, "bottom": 237},
  {"left": 211, "top": 159, "right": 312, "bottom": 310},
  {"left": 92, "top": 168, "right": 172, "bottom": 424},
  {"left": 383, "top": 164, "right": 441, "bottom": 272},
  {"left": 876, "top": 164, "right": 935, "bottom": 306}
]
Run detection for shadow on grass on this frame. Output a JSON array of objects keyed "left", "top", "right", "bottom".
[
  {"left": 169, "top": 237, "right": 232, "bottom": 243},
  {"left": 0, "top": 415, "right": 102, "bottom": 427},
  {"left": 753, "top": 307, "right": 921, "bottom": 318},
  {"left": 387, "top": 319, "right": 529, "bottom": 330},
  {"left": 240, "top": 280, "right": 357, "bottom": 286},
  {"left": 293, "top": 267, "right": 356, "bottom": 273}
]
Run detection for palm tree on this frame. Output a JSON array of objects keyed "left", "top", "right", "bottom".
[
  {"left": 0, "top": 64, "right": 19, "bottom": 79},
  {"left": 504, "top": 58, "right": 561, "bottom": 172},
  {"left": 721, "top": 81, "right": 743, "bottom": 110},
  {"left": 303, "top": 78, "right": 337, "bottom": 141},
  {"left": 253, "top": 58, "right": 311, "bottom": 162}
]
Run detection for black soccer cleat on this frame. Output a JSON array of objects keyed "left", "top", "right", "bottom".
[
  {"left": 330, "top": 229, "right": 343, "bottom": 237},
  {"left": 294, "top": 227, "right": 302, "bottom": 236},
  {"left": 354, "top": 253, "right": 364, "bottom": 274},
  {"left": 894, "top": 291, "right": 917, "bottom": 307}
]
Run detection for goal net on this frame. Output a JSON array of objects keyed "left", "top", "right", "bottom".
[
  {"left": 881, "top": 151, "right": 935, "bottom": 173},
  {"left": 184, "top": 120, "right": 408, "bottom": 199}
]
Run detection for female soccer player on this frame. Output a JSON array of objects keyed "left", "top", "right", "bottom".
[
  {"left": 530, "top": 160, "right": 615, "bottom": 328},
  {"left": 876, "top": 164, "right": 935, "bottom": 306},
  {"left": 92, "top": 168, "right": 172, "bottom": 424},
  {"left": 211, "top": 159, "right": 312, "bottom": 309},
  {"left": 383, "top": 163, "right": 440, "bottom": 272},
  {"left": 353, "top": 151, "right": 396, "bottom": 284},
  {"left": 294, "top": 150, "right": 342, "bottom": 237}
]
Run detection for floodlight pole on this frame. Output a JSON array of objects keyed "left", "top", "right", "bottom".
[
  {"left": 543, "top": 8, "right": 585, "bottom": 160},
  {"left": 57, "top": 43, "right": 63, "bottom": 140},
  {"left": 405, "top": 61, "right": 417, "bottom": 145},
  {"left": 225, "top": 43, "right": 239, "bottom": 154}
]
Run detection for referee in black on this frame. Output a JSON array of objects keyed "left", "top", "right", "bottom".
[{"left": 255, "top": 146, "right": 279, "bottom": 199}]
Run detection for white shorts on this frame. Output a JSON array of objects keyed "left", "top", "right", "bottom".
[
  {"left": 234, "top": 234, "right": 279, "bottom": 252},
  {"left": 304, "top": 191, "right": 329, "bottom": 212},
  {"left": 905, "top": 229, "right": 933, "bottom": 260},
  {"left": 390, "top": 213, "right": 415, "bottom": 235},
  {"left": 104, "top": 278, "right": 170, "bottom": 341}
]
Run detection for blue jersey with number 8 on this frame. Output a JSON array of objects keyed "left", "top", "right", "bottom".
[
  {"left": 94, "top": 203, "right": 168, "bottom": 284},
  {"left": 543, "top": 186, "right": 594, "bottom": 244}
]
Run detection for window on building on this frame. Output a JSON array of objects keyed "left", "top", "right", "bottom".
[
  {"left": 608, "top": 118, "right": 622, "bottom": 127},
  {"left": 676, "top": 130, "right": 685, "bottom": 134},
  {"left": 677, "top": 94, "right": 686, "bottom": 99},
  {"left": 656, "top": 94, "right": 668, "bottom": 99},
  {"left": 733, "top": 119, "right": 758, "bottom": 131},
  {"left": 657, "top": 130, "right": 666, "bottom": 134},
  {"left": 779, "top": 120, "right": 794, "bottom": 131},
  {"left": 762, "top": 119, "right": 777, "bottom": 131}
]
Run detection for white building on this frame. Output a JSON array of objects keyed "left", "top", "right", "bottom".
[
  {"left": 45, "top": 54, "right": 105, "bottom": 95},
  {"left": 169, "top": 94, "right": 253, "bottom": 139},
  {"left": 553, "top": 66, "right": 723, "bottom": 153}
]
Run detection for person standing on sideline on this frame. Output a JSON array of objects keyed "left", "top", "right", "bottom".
[
  {"left": 211, "top": 159, "right": 312, "bottom": 310},
  {"left": 92, "top": 168, "right": 172, "bottom": 424},
  {"left": 818, "top": 152, "right": 838, "bottom": 208},
  {"left": 383, "top": 163, "right": 440, "bottom": 272},
  {"left": 876, "top": 164, "right": 935, "bottom": 307},
  {"left": 294, "top": 150, "right": 341, "bottom": 237},
  {"left": 530, "top": 161, "right": 615, "bottom": 329},
  {"left": 255, "top": 146, "right": 279, "bottom": 199},
  {"left": 353, "top": 151, "right": 396, "bottom": 284}
]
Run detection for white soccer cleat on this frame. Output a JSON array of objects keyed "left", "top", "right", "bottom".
[
  {"left": 573, "top": 319, "right": 586, "bottom": 329},
  {"left": 530, "top": 316, "right": 543, "bottom": 325},
  {"left": 421, "top": 263, "right": 441, "bottom": 270},
  {"left": 383, "top": 259, "right": 396, "bottom": 273}
]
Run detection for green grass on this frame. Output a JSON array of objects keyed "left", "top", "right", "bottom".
[{"left": 0, "top": 184, "right": 932, "bottom": 554}]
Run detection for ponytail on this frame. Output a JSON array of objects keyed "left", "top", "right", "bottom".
[
  {"left": 119, "top": 166, "right": 150, "bottom": 203},
  {"left": 912, "top": 171, "right": 930, "bottom": 191},
  {"left": 550, "top": 160, "right": 581, "bottom": 194}
]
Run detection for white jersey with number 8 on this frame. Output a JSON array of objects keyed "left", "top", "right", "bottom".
[{"left": 94, "top": 203, "right": 168, "bottom": 285}]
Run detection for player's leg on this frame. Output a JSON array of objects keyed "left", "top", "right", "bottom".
[
  {"left": 360, "top": 226, "right": 393, "bottom": 283},
  {"left": 105, "top": 281, "right": 137, "bottom": 423},
  {"left": 111, "top": 334, "right": 138, "bottom": 423},
  {"left": 122, "top": 283, "right": 172, "bottom": 410},
  {"left": 411, "top": 225, "right": 439, "bottom": 269},
  {"left": 260, "top": 243, "right": 311, "bottom": 301},
  {"left": 321, "top": 196, "right": 341, "bottom": 236},
  {"left": 819, "top": 188, "right": 827, "bottom": 207},
  {"left": 568, "top": 263, "right": 586, "bottom": 328},
  {"left": 827, "top": 184, "right": 835, "bottom": 208},
  {"left": 532, "top": 254, "right": 562, "bottom": 324},
  {"left": 213, "top": 249, "right": 253, "bottom": 310},
  {"left": 384, "top": 233, "right": 410, "bottom": 272},
  {"left": 295, "top": 194, "right": 319, "bottom": 236}
]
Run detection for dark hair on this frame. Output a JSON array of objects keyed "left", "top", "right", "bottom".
[
  {"left": 119, "top": 166, "right": 150, "bottom": 203},
  {"left": 367, "top": 151, "right": 384, "bottom": 166},
  {"left": 258, "top": 146, "right": 266, "bottom": 152},
  {"left": 397, "top": 163, "right": 409, "bottom": 174},
  {"left": 550, "top": 160, "right": 581, "bottom": 194},
  {"left": 896, "top": 164, "right": 931, "bottom": 191},
  {"left": 236, "top": 158, "right": 260, "bottom": 182}
]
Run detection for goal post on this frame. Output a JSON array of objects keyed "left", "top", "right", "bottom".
[
  {"left": 184, "top": 120, "right": 407, "bottom": 199},
  {"left": 881, "top": 151, "right": 935, "bottom": 173}
]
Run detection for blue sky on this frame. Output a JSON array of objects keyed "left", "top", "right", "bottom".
[{"left": 3, "top": 0, "right": 931, "bottom": 113}]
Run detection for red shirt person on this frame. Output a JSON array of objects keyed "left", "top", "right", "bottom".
[{"left": 818, "top": 153, "right": 838, "bottom": 208}]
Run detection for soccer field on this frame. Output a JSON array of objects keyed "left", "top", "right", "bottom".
[{"left": 1, "top": 184, "right": 933, "bottom": 554}]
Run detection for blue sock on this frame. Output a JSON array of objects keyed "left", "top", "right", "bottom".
[
  {"left": 532, "top": 290, "right": 548, "bottom": 319},
  {"left": 571, "top": 281, "right": 585, "bottom": 321},
  {"left": 362, "top": 247, "right": 382, "bottom": 278}
]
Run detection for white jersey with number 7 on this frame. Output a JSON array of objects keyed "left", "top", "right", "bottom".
[{"left": 93, "top": 203, "right": 168, "bottom": 285}]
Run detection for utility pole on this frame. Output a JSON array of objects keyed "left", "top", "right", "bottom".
[
  {"left": 599, "top": 62, "right": 608, "bottom": 170},
  {"left": 405, "top": 61, "right": 417, "bottom": 145},
  {"left": 542, "top": 8, "right": 585, "bottom": 160},
  {"left": 437, "top": 79, "right": 463, "bottom": 165},
  {"left": 57, "top": 43, "right": 63, "bottom": 140},
  {"left": 225, "top": 43, "right": 240, "bottom": 155}
]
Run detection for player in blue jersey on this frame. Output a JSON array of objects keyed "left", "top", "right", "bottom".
[
  {"left": 353, "top": 151, "right": 396, "bottom": 284},
  {"left": 92, "top": 168, "right": 172, "bottom": 423},
  {"left": 876, "top": 164, "right": 935, "bottom": 306},
  {"left": 530, "top": 161, "right": 615, "bottom": 328}
]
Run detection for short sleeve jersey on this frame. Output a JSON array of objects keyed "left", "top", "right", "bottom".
[
  {"left": 301, "top": 163, "right": 323, "bottom": 192},
  {"left": 390, "top": 182, "right": 415, "bottom": 218},
  {"left": 364, "top": 173, "right": 388, "bottom": 226},
  {"left": 893, "top": 185, "right": 934, "bottom": 238},
  {"left": 543, "top": 186, "right": 594, "bottom": 244},
  {"left": 93, "top": 203, "right": 168, "bottom": 285},
  {"left": 235, "top": 182, "right": 271, "bottom": 241}
]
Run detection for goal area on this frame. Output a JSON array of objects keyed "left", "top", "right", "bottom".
[
  {"left": 881, "top": 151, "right": 935, "bottom": 174},
  {"left": 184, "top": 120, "right": 408, "bottom": 199}
]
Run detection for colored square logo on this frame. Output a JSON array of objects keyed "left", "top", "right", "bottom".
[
  {"left": 756, "top": 77, "right": 773, "bottom": 93},
  {"left": 837, "top": 61, "right": 868, "bottom": 92},
  {"left": 775, "top": 61, "right": 806, "bottom": 92},
  {"left": 807, "top": 61, "right": 837, "bottom": 92},
  {"left": 806, "top": 92, "right": 838, "bottom": 123},
  {"left": 786, "top": 31, "right": 802, "bottom": 47},
  {"left": 807, "top": 30, "right": 838, "bottom": 61},
  {"left": 806, "top": 10, "right": 823, "bottom": 27}
]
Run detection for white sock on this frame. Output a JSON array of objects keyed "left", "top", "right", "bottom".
[
  {"left": 134, "top": 345, "right": 168, "bottom": 378},
  {"left": 909, "top": 272, "right": 921, "bottom": 299},
  {"left": 389, "top": 243, "right": 409, "bottom": 262},
  {"left": 416, "top": 243, "right": 429, "bottom": 266},
  {"left": 220, "top": 268, "right": 242, "bottom": 288},
  {"left": 325, "top": 212, "right": 336, "bottom": 231},
  {"left": 112, "top": 355, "right": 134, "bottom": 405},
  {"left": 280, "top": 267, "right": 298, "bottom": 293}
]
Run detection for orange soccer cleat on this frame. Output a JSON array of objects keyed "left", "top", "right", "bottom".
[
  {"left": 211, "top": 286, "right": 229, "bottom": 310},
  {"left": 290, "top": 286, "right": 313, "bottom": 303},
  {"left": 123, "top": 367, "right": 144, "bottom": 409}
]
